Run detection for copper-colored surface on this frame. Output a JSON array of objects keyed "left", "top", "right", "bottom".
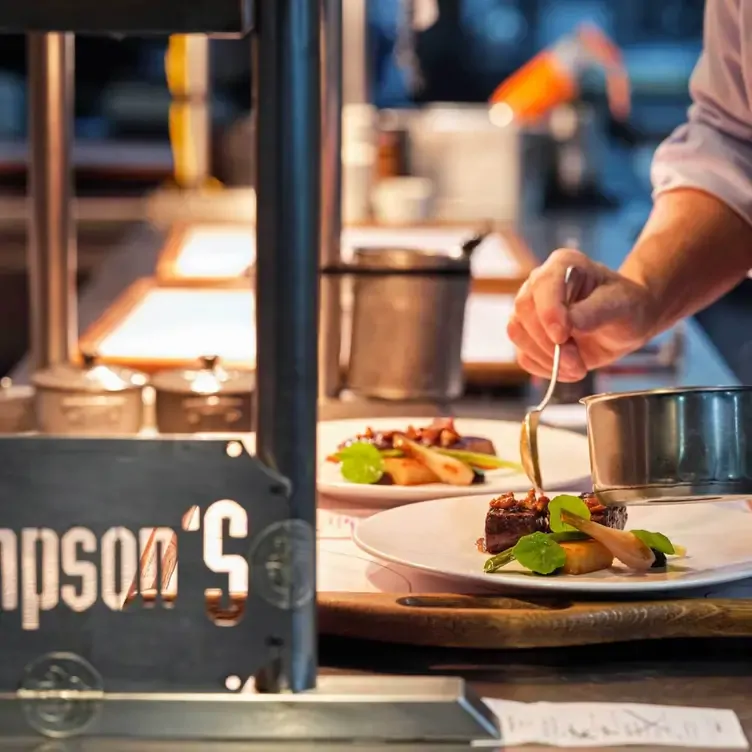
[
  {"left": 155, "top": 224, "right": 254, "bottom": 289},
  {"left": 155, "top": 221, "right": 536, "bottom": 295},
  {"left": 80, "top": 277, "right": 528, "bottom": 385}
]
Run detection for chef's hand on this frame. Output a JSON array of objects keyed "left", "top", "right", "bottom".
[{"left": 508, "top": 249, "right": 656, "bottom": 382}]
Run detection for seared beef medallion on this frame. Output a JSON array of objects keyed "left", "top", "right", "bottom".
[{"left": 483, "top": 490, "right": 628, "bottom": 553}]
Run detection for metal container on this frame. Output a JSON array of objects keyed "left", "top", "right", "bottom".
[
  {"left": 152, "top": 355, "right": 255, "bottom": 433},
  {"left": 582, "top": 386, "right": 752, "bottom": 505},
  {"left": 407, "top": 103, "right": 521, "bottom": 224},
  {"left": 0, "top": 378, "right": 35, "bottom": 433},
  {"left": 31, "top": 353, "right": 148, "bottom": 435},
  {"left": 347, "top": 246, "right": 471, "bottom": 401},
  {"left": 376, "top": 109, "right": 409, "bottom": 180}
]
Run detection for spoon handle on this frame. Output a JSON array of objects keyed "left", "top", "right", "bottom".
[
  {"left": 563, "top": 264, "right": 578, "bottom": 306},
  {"left": 538, "top": 265, "right": 579, "bottom": 409},
  {"left": 540, "top": 347, "right": 563, "bottom": 409}
]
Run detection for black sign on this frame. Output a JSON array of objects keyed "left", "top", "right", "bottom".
[
  {"left": 0, "top": 435, "right": 308, "bottom": 694},
  {"left": 0, "top": 0, "right": 253, "bottom": 34}
]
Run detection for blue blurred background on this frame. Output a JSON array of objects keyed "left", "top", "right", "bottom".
[
  {"left": 0, "top": 0, "right": 740, "bottom": 386},
  {"left": 0, "top": 0, "right": 704, "bottom": 146},
  {"left": 0, "top": 0, "right": 705, "bottom": 217},
  {"left": 369, "top": 0, "right": 700, "bottom": 117}
]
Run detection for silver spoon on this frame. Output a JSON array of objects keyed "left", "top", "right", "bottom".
[{"left": 519, "top": 265, "right": 579, "bottom": 491}]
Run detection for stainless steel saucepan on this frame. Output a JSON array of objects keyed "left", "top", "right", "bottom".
[
  {"left": 582, "top": 386, "right": 752, "bottom": 505},
  {"left": 152, "top": 355, "right": 255, "bottom": 433},
  {"left": 31, "top": 352, "right": 148, "bottom": 435}
]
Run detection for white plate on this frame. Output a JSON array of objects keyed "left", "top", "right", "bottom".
[
  {"left": 355, "top": 494, "right": 752, "bottom": 593},
  {"left": 317, "top": 417, "right": 590, "bottom": 505}
]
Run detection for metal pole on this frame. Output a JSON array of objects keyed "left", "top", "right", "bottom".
[
  {"left": 254, "top": 0, "right": 320, "bottom": 692},
  {"left": 318, "top": 0, "right": 343, "bottom": 400},
  {"left": 27, "top": 33, "right": 76, "bottom": 371},
  {"left": 342, "top": 0, "right": 369, "bottom": 104}
]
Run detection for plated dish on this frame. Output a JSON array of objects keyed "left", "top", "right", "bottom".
[
  {"left": 326, "top": 417, "right": 520, "bottom": 487},
  {"left": 354, "top": 492, "right": 752, "bottom": 593},
  {"left": 317, "top": 417, "right": 591, "bottom": 505},
  {"left": 480, "top": 491, "right": 681, "bottom": 578}
]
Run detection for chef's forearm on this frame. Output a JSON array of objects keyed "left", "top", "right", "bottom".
[{"left": 619, "top": 188, "right": 752, "bottom": 337}]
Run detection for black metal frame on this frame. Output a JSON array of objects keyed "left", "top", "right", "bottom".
[
  {"left": 253, "top": 0, "right": 321, "bottom": 693},
  {"left": 3, "top": 0, "right": 324, "bottom": 707},
  {"left": 0, "top": 0, "right": 254, "bottom": 34}
]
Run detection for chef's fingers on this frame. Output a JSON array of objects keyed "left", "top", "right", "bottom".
[
  {"left": 507, "top": 313, "right": 553, "bottom": 365},
  {"left": 528, "top": 248, "right": 593, "bottom": 344},
  {"left": 516, "top": 352, "right": 555, "bottom": 379},
  {"left": 517, "top": 350, "right": 585, "bottom": 383},
  {"left": 512, "top": 286, "right": 557, "bottom": 352},
  {"left": 568, "top": 281, "right": 638, "bottom": 333},
  {"left": 510, "top": 318, "right": 588, "bottom": 382},
  {"left": 531, "top": 343, "right": 589, "bottom": 383},
  {"left": 508, "top": 314, "right": 587, "bottom": 379},
  {"left": 558, "top": 341, "right": 588, "bottom": 382}
]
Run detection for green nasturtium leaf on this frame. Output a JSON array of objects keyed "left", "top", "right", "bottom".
[
  {"left": 548, "top": 494, "right": 592, "bottom": 533},
  {"left": 336, "top": 442, "right": 384, "bottom": 484}
]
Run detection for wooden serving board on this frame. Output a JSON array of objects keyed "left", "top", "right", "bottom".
[
  {"left": 131, "top": 527, "right": 752, "bottom": 650},
  {"left": 316, "top": 592, "right": 752, "bottom": 649}
]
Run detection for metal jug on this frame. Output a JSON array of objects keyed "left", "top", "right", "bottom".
[{"left": 346, "top": 244, "right": 472, "bottom": 401}]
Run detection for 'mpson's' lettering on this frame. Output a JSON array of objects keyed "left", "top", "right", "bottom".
[{"left": 0, "top": 499, "right": 247, "bottom": 630}]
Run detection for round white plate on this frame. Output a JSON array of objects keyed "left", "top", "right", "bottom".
[
  {"left": 354, "top": 494, "right": 752, "bottom": 593},
  {"left": 317, "top": 417, "right": 590, "bottom": 505}
]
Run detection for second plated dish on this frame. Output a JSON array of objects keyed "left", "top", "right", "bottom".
[{"left": 317, "top": 417, "right": 591, "bottom": 504}]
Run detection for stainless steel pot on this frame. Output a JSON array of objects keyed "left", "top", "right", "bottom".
[
  {"left": 582, "top": 386, "right": 752, "bottom": 505},
  {"left": 346, "top": 244, "right": 471, "bottom": 401},
  {"left": 31, "top": 353, "right": 148, "bottom": 435},
  {"left": 152, "top": 355, "right": 254, "bottom": 433},
  {"left": 0, "top": 377, "right": 35, "bottom": 433}
]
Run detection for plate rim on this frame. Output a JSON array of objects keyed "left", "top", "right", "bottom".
[{"left": 353, "top": 493, "right": 752, "bottom": 594}]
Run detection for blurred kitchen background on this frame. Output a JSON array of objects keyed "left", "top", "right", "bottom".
[{"left": 0, "top": 0, "right": 745, "bottom": 387}]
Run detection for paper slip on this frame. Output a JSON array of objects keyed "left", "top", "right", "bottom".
[{"left": 475, "top": 700, "right": 749, "bottom": 749}]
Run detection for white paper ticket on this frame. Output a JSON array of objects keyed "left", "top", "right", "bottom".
[{"left": 475, "top": 700, "right": 749, "bottom": 749}]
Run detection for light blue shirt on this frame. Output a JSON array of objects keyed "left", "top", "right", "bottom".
[{"left": 652, "top": 0, "right": 752, "bottom": 227}]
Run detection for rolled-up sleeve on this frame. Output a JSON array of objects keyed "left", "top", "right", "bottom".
[{"left": 651, "top": 0, "right": 752, "bottom": 227}]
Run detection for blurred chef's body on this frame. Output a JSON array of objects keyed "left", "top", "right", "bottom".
[
  {"left": 510, "top": 0, "right": 752, "bottom": 382},
  {"left": 371, "top": 0, "right": 520, "bottom": 107}
]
